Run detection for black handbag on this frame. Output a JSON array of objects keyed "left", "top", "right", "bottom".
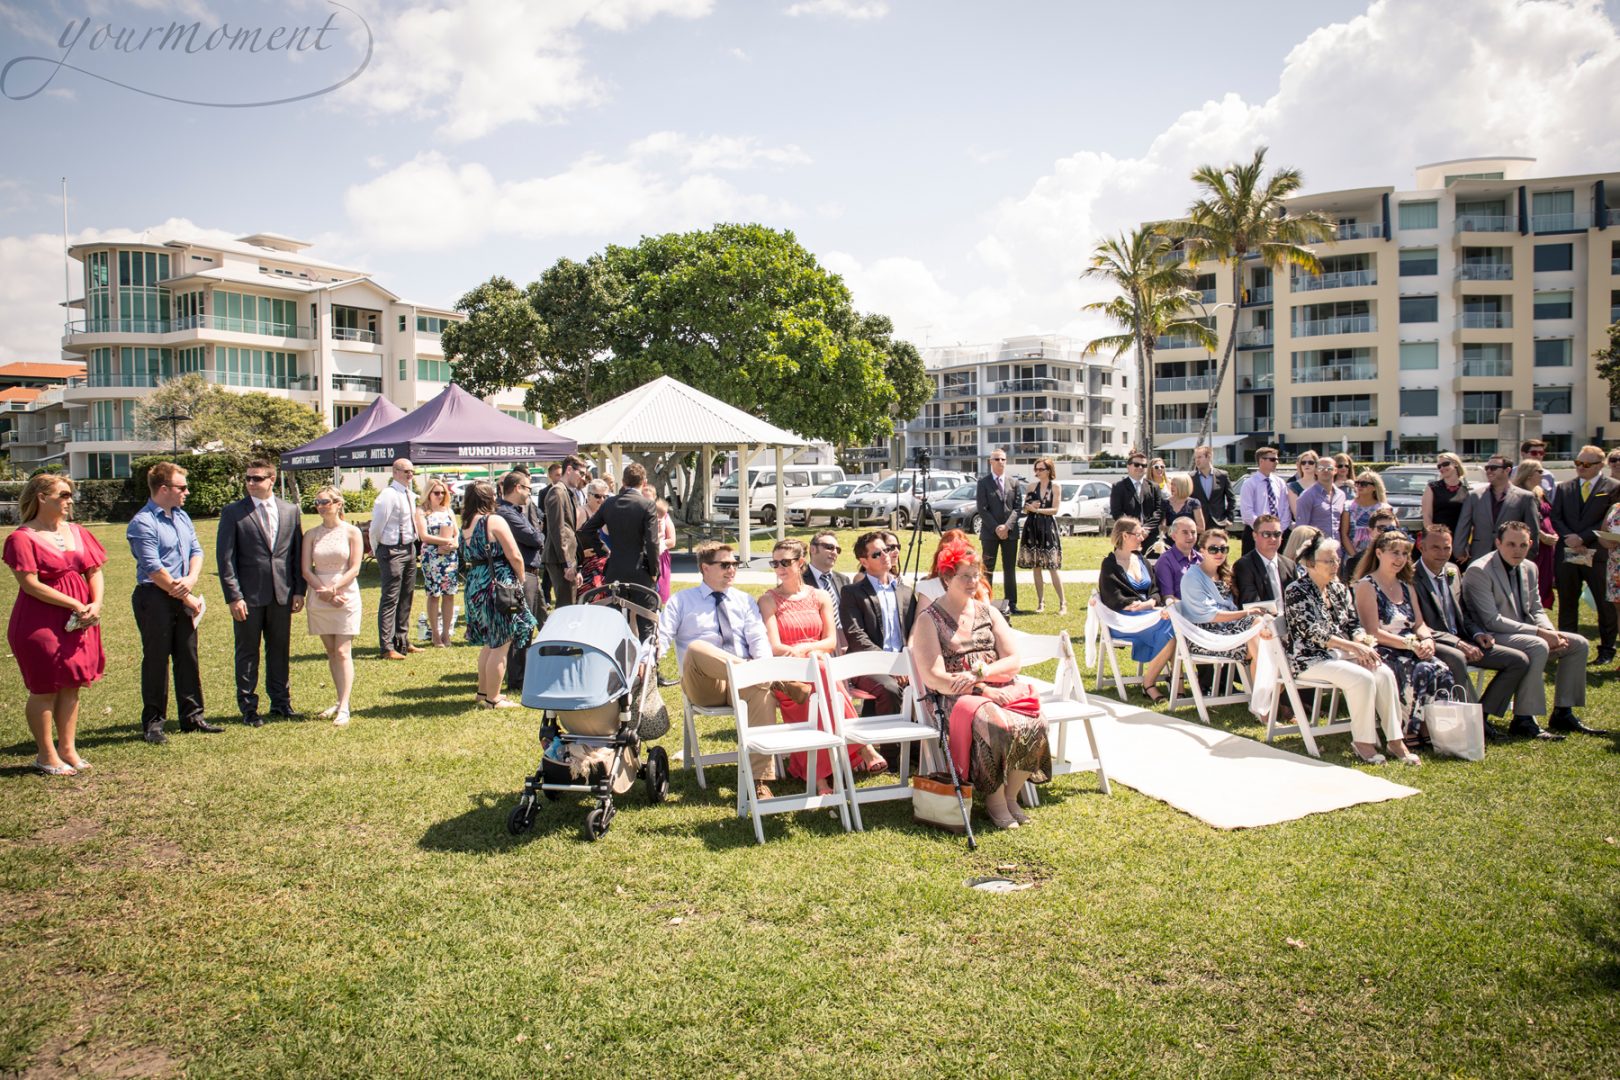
[{"left": 482, "top": 518, "right": 527, "bottom": 618}]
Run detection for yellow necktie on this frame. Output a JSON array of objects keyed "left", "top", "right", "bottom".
[{"left": 1581, "top": 480, "right": 1590, "bottom": 502}]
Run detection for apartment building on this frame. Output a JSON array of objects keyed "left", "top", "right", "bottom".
[
  {"left": 1148, "top": 156, "right": 1620, "bottom": 462},
  {"left": 11, "top": 230, "right": 529, "bottom": 479},
  {"left": 884, "top": 334, "right": 1132, "bottom": 476}
]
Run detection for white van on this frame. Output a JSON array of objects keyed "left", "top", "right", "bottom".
[{"left": 714, "top": 464, "right": 847, "bottom": 525}]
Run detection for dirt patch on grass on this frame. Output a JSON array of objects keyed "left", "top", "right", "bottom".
[
  {"left": 29, "top": 819, "right": 102, "bottom": 846},
  {"left": 13, "top": 976, "right": 180, "bottom": 1079}
]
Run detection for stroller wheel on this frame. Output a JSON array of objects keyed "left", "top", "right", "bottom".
[
  {"left": 583, "top": 806, "right": 611, "bottom": 842},
  {"left": 645, "top": 745, "right": 669, "bottom": 804},
  {"left": 506, "top": 799, "right": 535, "bottom": 836}
]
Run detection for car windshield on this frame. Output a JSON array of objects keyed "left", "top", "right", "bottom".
[
  {"left": 872, "top": 476, "right": 911, "bottom": 493},
  {"left": 819, "top": 482, "right": 860, "bottom": 497},
  {"left": 1379, "top": 472, "right": 1431, "bottom": 497}
]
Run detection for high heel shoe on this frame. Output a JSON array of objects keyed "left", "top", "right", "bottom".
[
  {"left": 1353, "top": 746, "right": 1386, "bottom": 765},
  {"left": 33, "top": 758, "right": 76, "bottom": 776}
]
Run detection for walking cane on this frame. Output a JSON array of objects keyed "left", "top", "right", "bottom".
[{"left": 929, "top": 694, "right": 977, "bottom": 850}]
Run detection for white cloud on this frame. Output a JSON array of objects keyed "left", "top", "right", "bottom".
[
  {"left": 728, "top": 46, "right": 750, "bottom": 61},
  {"left": 628, "top": 132, "right": 811, "bottom": 171},
  {"left": 340, "top": 0, "right": 714, "bottom": 141},
  {"left": 833, "top": 0, "right": 1620, "bottom": 348},
  {"left": 784, "top": 0, "right": 889, "bottom": 19},
  {"left": 344, "top": 147, "right": 801, "bottom": 251}
]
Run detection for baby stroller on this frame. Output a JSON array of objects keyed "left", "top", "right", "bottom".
[{"left": 506, "top": 582, "right": 670, "bottom": 841}]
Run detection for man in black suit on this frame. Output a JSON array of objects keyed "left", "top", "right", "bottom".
[
  {"left": 804, "top": 530, "right": 850, "bottom": 597},
  {"left": 1110, "top": 452, "right": 1163, "bottom": 553},
  {"left": 1191, "top": 443, "right": 1235, "bottom": 528},
  {"left": 579, "top": 461, "right": 661, "bottom": 640},
  {"left": 216, "top": 459, "right": 305, "bottom": 726},
  {"left": 497, "top": 469, "right": 547, "bottom": 692},
  {"left": 839, "top": 531, "right": 915, "bottom": 716},
  {"left": 1413, "top": 525, "right": 1529, "bottom": 734},
  {"left": 1550, "top": 444, "right": 1620, "bottom": 664},
  {"left": 1232, "top": 513, "right": 1293, "bottom": 607},
  {"left": 975, "top": 448, "right": 1022, "bottom": 613}
]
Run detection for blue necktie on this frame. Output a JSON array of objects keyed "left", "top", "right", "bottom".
[{"left": 712, "top": 590, "right": 740, "bottom": 657}]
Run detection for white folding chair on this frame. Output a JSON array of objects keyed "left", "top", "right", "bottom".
[
  {"left": 679, "top": 687, "right": 738, "bottom": 790},
  {"left": 728, "top": 655, "right": 855, "bottom": 844},
  {"left": 1164, "top": 607, "right": 1252, "bottom": 725},
  {"left": 820, "top": 650, "right": 942, "bottom": 820},
  {"left": 1009, "top": 629, "right": 1111, "bottom": 801},
  {"left": 1263, "top": 639, "right": 1354, "bottom": 759},
  {"left": 1092, "top": 610, "right": 1145, "bottom": 698}
]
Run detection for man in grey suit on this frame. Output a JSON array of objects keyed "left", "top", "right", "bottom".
[
  {"left": 1452, "top": 454, "right": 1541, "bottom": 564},
  {"left": 217, "top": 459, "right": 305, "bottom": 726},
  {"left": 1460, "top": 520, "right": 1595, "bottom": 739},
  {"left": 1549, "top": 444, "right": 1620, "bottom": 664}
]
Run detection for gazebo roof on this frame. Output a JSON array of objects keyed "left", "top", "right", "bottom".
[{"left": 550, "top": 376, "right": 808, "bottom": 449}]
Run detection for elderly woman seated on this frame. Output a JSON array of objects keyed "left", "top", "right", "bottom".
[
  {"left": 1176, "top": 527, "right": 1273, "bottom": 681},
  {"left": 1282, "top": 536, "right": 1415, "bottom": 765},
  {"left": 910, "top": 539, "right": 1050, "bottom": 830},
  {"left": 1096, "top": 516, "right": 1176, "bottom": 704}
]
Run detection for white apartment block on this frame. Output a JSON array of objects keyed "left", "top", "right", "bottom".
[
  {"left": 10, "top": 230, "right": 529, "bottom": 479},
  {"left": 1149, "top": 156, "right": 1620, "bottom": 463},
  {"left": 889, "top": 334, "right": 1132, "bottom": 476}
]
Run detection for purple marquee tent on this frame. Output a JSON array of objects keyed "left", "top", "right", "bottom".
[
  {"left": 279, "top": 395, "right": 407, "bottom": 471},
  {"left": 334, "top": 383, "right": 576, "bottom": 467}
]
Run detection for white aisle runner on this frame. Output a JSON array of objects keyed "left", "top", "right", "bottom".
[{"left": 1088, "top": 699, "right": 1420, "bottom": 829}]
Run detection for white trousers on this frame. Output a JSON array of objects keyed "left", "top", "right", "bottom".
[{"left": 1299, "top": 659, "right": 1404, "bottom": 745}]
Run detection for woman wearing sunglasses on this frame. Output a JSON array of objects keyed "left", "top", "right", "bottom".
[
  {"left": 301, "top": 486, "right": 364, "bottom": 726},
  {"left": 758, "top": 539, "right": 887, "bottom": 791},
  {"left": 1177, "top": 528, "right": 1272, "bottom": 680}
]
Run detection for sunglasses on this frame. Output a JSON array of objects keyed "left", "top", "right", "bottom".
[
  {"left": 1355, "top": 480, "right": 1373, "bottom": 487},
  {"left": 1577, "top": 460, "right": 1603, "bottom": 468},
  {"left": 1524, "top": 450, "right": 1545, "bottom": 456},
  {"left": 314, "top": 497, "right": 337, "bottom": 506},
  {"left": 768, "top": 558, "right": 799, "bottom": 569},
  {"left": 814, "top": 543, "right": 841, "bottom": 553},
  {"left": 168, "top": 484, "right": 189, "bottom": 491},
  {"left": 1483, "top": 463, "right": 1507, "bottom": 471},
  {"left": 1258, "top": 456, "right": 1278, "bottom": 462},
  {"left": 1202, "top": 545, "right": 1229, "bottom": 555},
  {"left": 864, "top": 546, "right": 891, "bottom": 557},
  {"left": 245, "top": 474, "right": 272, "bottom": 482},
  {"left": 1128, "top": 461, "right": 1147, "bottom": 468},
  {"left": 707, "top": 561, "right": 740, "bottom": 570},
  {"left": 1258, "top": 530, "right": 1282, "bottom": 539}
]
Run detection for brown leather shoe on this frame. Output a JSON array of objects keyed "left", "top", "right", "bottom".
[
  {"left": 381, "top": 650, "right": 407, "bottom": 661},
  {"left": 405, "top": 644, "right": 425, "bottom": 654}
]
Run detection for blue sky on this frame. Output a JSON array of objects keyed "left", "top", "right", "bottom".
[{"left": 2, "top": 0, "right": 1618, "bottom": 364}]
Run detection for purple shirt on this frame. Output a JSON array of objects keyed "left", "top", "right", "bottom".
[
  {"left": 1155, "top": 545, "right": 1197, "bottom": 600},
  {"left": 1294, "top": 483, "right": 1346, "bottom": 537}
]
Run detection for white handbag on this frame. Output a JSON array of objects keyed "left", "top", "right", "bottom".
[{"left": 1425, "top": 688, "right": 1485, "bottom": 762}]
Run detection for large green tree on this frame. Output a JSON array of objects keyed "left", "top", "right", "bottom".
[
  {"left": 522, "top": 255, "right": 625, "bottom": 421},
  {"left": 1168, "top": 147, "right": 1335, "bottom": 446},
  {"left": 1080, "top": 227, "right": 1216, "bottom": 457},
  {"left": 136, "top": 374, "right": 327, "bottom": 458},
  {"left": 440, "top": 276, "right": 546, "bottom": 408}
]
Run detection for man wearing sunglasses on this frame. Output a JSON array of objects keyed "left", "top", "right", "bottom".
[
  {"left": 804, "top": 531, "right": 850, "bottom": 597},
  {"left": 1550, "top": 444, "right": 1620, "bottom": 665},
  {"left": 838, "top": 531, "right": 915, "bottom": 718},
  {"left": 975, "top": 449, "right": 1024, "bottom": 613},
  {"left": 1453, "top": 454, "right": 1541, "bottom": 565},
  {"left": 1238, "top": 446, "right": 1291, "bottom": 556},
  {"left": 1110, "top": 452, "right": 1163, "bottom": 554},
  {"left": 216, "top": 458, "right": 306, "bottom": 727},
  {"left": 1519, "top": 439, "right": 1555, "bottom": 498},
  {"left": 368, "top": 458, "right": 421, "bottom": 660}
]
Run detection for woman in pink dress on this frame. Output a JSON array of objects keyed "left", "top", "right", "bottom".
[
  {"left": 4, "top": 474, "right": 107, "bottom": 775},
  {"left": 758, "top": 538, "right": 888, "bottom": 793},
  {"left": 651, "top": 492, "right": 675, "bottom": 603}
]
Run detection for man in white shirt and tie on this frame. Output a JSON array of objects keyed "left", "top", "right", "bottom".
[
  {"left": 367, "top": 458, "right": 421, "bottom": 660},
  {"left": 657, "top": 542, "right": 778, "bottom": 798},
  {"left": 217, "top": 458, "right": 305, "bottom": 726},
  {"left": 1238, "top": 446, "right": 1292, "bottom": 555}
]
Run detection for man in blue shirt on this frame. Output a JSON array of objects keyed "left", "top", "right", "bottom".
[
  {"left": 1155, "top": 517, "right": 1199, "bottom": 600},
  {"left": 126, "top": 462, "right": 218, "bottom": 743}
]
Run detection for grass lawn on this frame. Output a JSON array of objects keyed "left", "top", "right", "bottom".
[{"left": 2, "top": 519, "right": 1616, "bottom": 1077}]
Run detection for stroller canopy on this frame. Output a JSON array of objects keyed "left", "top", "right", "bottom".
[{"left": 522, "top": 604, "right": 643, "bottom": 712}]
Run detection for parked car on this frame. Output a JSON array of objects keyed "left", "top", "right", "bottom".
[
  {"left": 1059, "top": 479, "right": 1115, "bottom": 535},
  {"left": 929, "top": 481, "right": 982, "bottom": 532},
  {"left": 785, "top": 479, "right": 875, "bottom": 527},
  {"left": 714, "top": 465, "right": 847, "bottom": 525},
  {"left": 845, "top": 470, "right": 971, "bottom": 527},
  {"left": 1378, "top": 463, "right": 1486, "bottom": 534}
]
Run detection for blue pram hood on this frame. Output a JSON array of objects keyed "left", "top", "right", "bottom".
[{"left": 521, "top": 604, "right": 643, "bottom": 712}]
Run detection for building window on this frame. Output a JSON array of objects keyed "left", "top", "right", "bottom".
[
  {"left": 1397, "top": 201, "right": 1439, "bottom": 230},
  {"left": 1399, "top": 389, "right": 1438, "bottom": 417},
  {"left": 1398, "top": 248, "right": 1438, "bottom": 276},
  {"left": 1533, "top": 291, "right": 1573, "bottom": 319},
  {"left": 1543, "top": 433, "right": 1573, "bottom": 457},
  {"left": 417, "top": 357, "right": 452, "bottom": 382},
  {"left": 501, "top": 408, "right": 536, "bottom": 425},
  {"left": 1533, "top": 243, "right": 1573, "bottom": 272},
  {"left": 1532, "top": 386, "right": 1572, "bottom": 414},
  {"left": 399, "top": 358, "right": 408, "bottom": 382},
  {"left": 417, "top": 315, "right": 450, "bottom": 334},
  {"left": 1399, "top": 295, "right": 1438, "bottom": 323},
  {"left": 1533, "top": 339, "right": 1572, "bottom": 367},
  {"left": 1399, "top": 342, "right": 1439, "bottom": 370},
  {"left": 399, "top": 315, "right": 407, "bottom": 332},
  {"left": 1531, "top": 190, "right": 1576, "bottom": 232},
  {"left": 1458, "top": 438, "right": 1499, "bottom": 457},
  {"left": 334, "top": 404, "right": 365, "bottom": 427}
]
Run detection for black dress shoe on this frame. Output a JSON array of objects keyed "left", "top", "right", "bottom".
[
  {"left": 143, "top": 726, "right": 168, "bottom": 745},
  {"left": 1548, "top": 711, "right": 1601, "bottom": 735},
  {"left": 180, "top": 718, "right": 224, "bottom": 734},
  {"left": 1597, "top": 648, "right": 1616, "bottom": 666},
  {"left": 267, "top": 706, "right": 302, "bottom": 721},
  {"left": 1482, "top": 720, "right": 1510, "bottom": 743},
  {"left": 1509, "top": 716, "right": 1564, "bottom": 741},
  {"left": 241, "top": 713, "right": 264, "bottom": 728}
]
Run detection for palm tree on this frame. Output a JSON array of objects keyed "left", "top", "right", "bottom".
[
  {"left": 1081, "top": 226, "right": 1217, "bottom": 458},
  {"left": 1169, "top": 146, "right": 1336, "bottom": 446}
]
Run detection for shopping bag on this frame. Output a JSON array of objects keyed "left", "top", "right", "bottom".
[
  {"left": 911, "top": 774, "right": 973, "bottom": 834},
  {"left": 1425, "top": 688, "right": 1484, "bottom": 761}
]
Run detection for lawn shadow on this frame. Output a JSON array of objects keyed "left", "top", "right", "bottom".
[
  {"left": 1560, "top": 892, "right": 1620, "bottom": 991},
  {"left": 418, "top": 789, "right": 575, "bottom": 852},
  {"left": 1, "top": 728, "right": 145, "bottom": 755},
  {"left": 350, "top": 698, "right": 486, "bottom": 721}
]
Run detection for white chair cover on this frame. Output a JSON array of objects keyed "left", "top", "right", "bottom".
[
  {"left": 1164, "top": 606, "right": 1279, "bottom": 719},
  {"left": 1083, "top": 598, "right": 1166, "bottom": 668}
]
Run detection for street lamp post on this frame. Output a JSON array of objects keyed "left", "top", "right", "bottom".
[{"left": 153, "top": 412, "right": 190, "bottom": 455}]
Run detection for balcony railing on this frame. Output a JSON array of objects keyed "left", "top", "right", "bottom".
[
  {"left": 994, "top": 409, "right": 1075, "bottom": 424},
  {"left": 1455, "top": 263, "right": 1513, "bottom": 281},
  {"left": 331, "top": 327, "right": 378, "bottom": 343},
  {"left": 939, "top": 383, "right": 977, "bottom": 398},
  {"left": 1292, "top": 315, "right": 1373, "bottom": 337},
  {"left": 855, "top": 446, "right": 891, "bottom": 460},
  {"left": 1334, "top": 222, "right": 1384, "bottom": 240},
  {"left": 1455, "top": 214, "right": 1516, "bottom": 232},
  {"left": 1291, "top": 363, "right": 1378, "bottom": 383},
  {"left": 1460, "top": 359, "right": 1513, "bottom": 377},
  {"left": 1530, "top": 212, "right": 1591, "bottom": 233},
  {"left": 86, "top": 370, "right": 166, "bottom": 388},
  {"left": 201, "top": 370, "right": 314, "bottom": 391},
  {"left": 64, "top": 319, "right": 174, "bottom": 336},
  {"left": 1237, "top": 372, "right": 1275, "bottom": 390},
  {"left": 0, "top": 430, "right": 16, "bottom": 445},
  {"left": 1235, "top": 327, "right": 1273, "bottom": 347},
  {"left": 1457, "top": 312, "right": 1512, "bottom": 329},
  {"left": 992, "top": 378, "right": 1061, "bottom": 393},
  {"left": 1154, "top": 335, "right": 1205, "bottom": 351},
  {"left": 1153, "top": 418, "right": 1201, "bottom": 434},
  {"left": 1460, "top": 407, "right": 1504, "bottom": 425},
  {"left": 174, "top": 314, "right": 312, "bottom": 338},
  {"left": 1292, "top": 411, "right": 1375, "bottom": 429},
  {"left": 1293, "top": 269, "right": 1376, "bottom": 292},
  {"left": 1009, "top": 440, "right": 1074, "bottom": 455},
  {"left": 1198, "top": 288, "right": 1218, "bottom": 304},
  {"left": 1153, "top": 375, "right": 1215, "bottom": 393},
  {"left": 1244, "top": 286, "right": 1273, "bottom": 304},
  {"left": 331, "top": 375, "right": 384, "bottom": 394},
  {"left": 939, "top": 413, "right": 979, "bottom": 428},
  {"left": 70, "top": 426, "right": 137, "bottom": 442}
]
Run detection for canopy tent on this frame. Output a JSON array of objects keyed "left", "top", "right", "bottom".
[
  {"left": 336, "top": 383, "right": 576, "bottom": 468},
  {"left": 279, "top": 395, "right": 406, "bottom": 471},
  {"left": 551, "top": 375, "right": 809, "bottom": 563}
]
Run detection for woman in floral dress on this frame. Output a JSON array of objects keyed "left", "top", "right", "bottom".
[
  {"left": 418, "top": 479, "right": 459, "bottom": 646},
  {"left": 1352, "top": 530, "right": 1452, "bottom": 751},
  {"left": 459, "top": 481, "right": 537, "bottom": 708}
]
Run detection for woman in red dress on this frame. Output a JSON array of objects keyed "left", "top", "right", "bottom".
[
  {"left": 758, "top": 538, "right": 888, "bottom": 794},
  {"left": 4, "top": 474, "right": 107, "bottom": 775}
]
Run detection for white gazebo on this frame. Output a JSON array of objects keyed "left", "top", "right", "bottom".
[{"left": 551, "top": 376, "right": 810, "bottom": 563}]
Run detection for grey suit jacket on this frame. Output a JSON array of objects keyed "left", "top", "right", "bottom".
[
  {"left": 1452, "top": 486, "right": 1541, "bottom": 561},
  {"left": 1460, "top": 552, "right": 1552, "bottom": 637},
  {"left": 217, "top": 496, "right": 304, "bottom": 607}
]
